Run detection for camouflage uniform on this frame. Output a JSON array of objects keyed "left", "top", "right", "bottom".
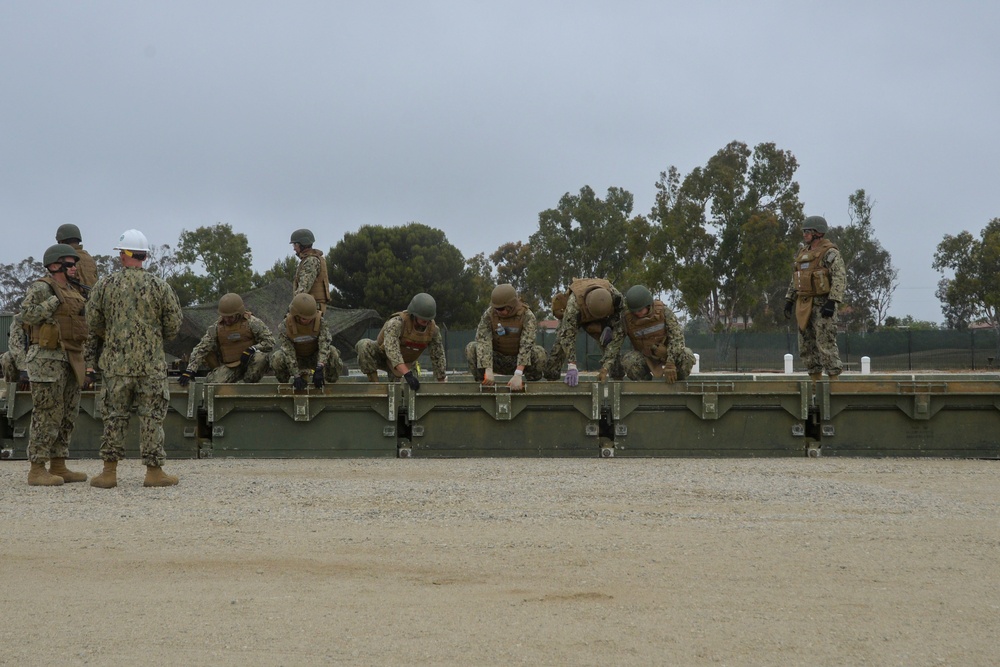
[
  {"left": 543, "top": 288, "right": 627, "bottom": 380},
  {"left": 270, "top": 314, "right": 343, "bottom": 383},
  {"left": 2, "top": 313, "right": 28, "bottom": 381},
  {"left": 464, "top": 305, "right": 546, "bottom": 380},
  {"left": 19, "top": 280, "right": 93, "bottom": 462},
  {"left": 785, "top": 241, "right": 847, "bottom": 376},
  {"left": 187, "top": 313, "right": 275, "bottom": 383},
  {"left": 614, "top": 302, "right": 696, "bottom": 381},
  {"left": 86, "top": 267, "right": 183, "bottom": 466},
  {"left": 356, "top": 314, "right": 447, "bottom": 380}
]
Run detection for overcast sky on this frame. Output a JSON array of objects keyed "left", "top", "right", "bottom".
[{"left": 2, "top": 1, "right": 997, "bottom": 323}]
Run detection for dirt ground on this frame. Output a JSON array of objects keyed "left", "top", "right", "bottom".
[{"left": 1, "top": 457, "right": 998, "bottom": 666}]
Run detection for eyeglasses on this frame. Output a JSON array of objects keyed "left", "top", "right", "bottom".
[
  {"left": 62, "top": 261, "right": 77, "bottom": 268},
  {"left": 494, "top": 306, "right": 511, "bottom": 314}
]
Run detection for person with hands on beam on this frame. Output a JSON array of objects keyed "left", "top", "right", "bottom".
[
  {"left": 270, "top": 293, "right": 343, "bottom": 390},
  {"left": 179, "top": 293, "right": 274, "bottom": 387},
  {"left": 355, "top": 292, "right": 447, "bottom": 391},
  {"left": 465, "top": 284, "right": 546, "bottom": 392}
]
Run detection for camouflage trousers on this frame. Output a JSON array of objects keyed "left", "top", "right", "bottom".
[
  {"left": 99, "top": 374, "right": 170, "bottom": 466},
  {"left": 612, "top": 348, "right": 696, "bottom": 381},
  {"left": 204, "top": 352, "right": 269, "bottom": 384},
  {"left": 463, "top": 342, "right": 547, "bottom": 381},
  {"left": 355, "top": 339, "right": 399, "bottom": 376},
  {"left": 799, "top": 302, "right": 842, "bottom": 375},
  {"left": 28, "top": 362, "right": 81, "bottom": 462},
  {"left": 271, "top": 348, "right": 343, "bottom": 383}
]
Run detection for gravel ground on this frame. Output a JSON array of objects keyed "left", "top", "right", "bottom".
[{"left": 1, "top": 457, "right": 998, "bottom": 666}]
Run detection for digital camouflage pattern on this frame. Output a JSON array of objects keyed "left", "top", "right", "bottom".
[
  {"left": 292, "top": 252, "right": 327, "bottom": 301},
  {"left": 86, "top": 266, "right": 182, "bottom": 464},
  {"left": 465, "top": 305, "right": 545, "bottom": 380},
  {"left": 4, "top": 312, "right": 28, "bottom": 376},
  {"left": 187, "top": 314, "right": 275, "bottom": 383},
  {"left": 543, "top": 291, "right": 626, "bottom": 380},
  {"left": 356, "top": 314, "right": 447, "bottom": 380},
  {"left": 271, "top": 314, "right": 343, "bottom": 382},
  {"left": 614, "top": 348, "right": 696, "bottom": 381},
  {"left": 785, "top": 243, "right": 846, "bottom": 375}
]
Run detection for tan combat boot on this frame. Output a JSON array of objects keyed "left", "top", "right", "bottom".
[
  {"left": 90, "top": 460, "right": 118, "bottom": 489},
  {"left": 28, "top": 461, "right": 65, "bottom": 486},
  {"left": 49, "top": 457, "right": 88, "bottom": 483},
  {"left": 366, "top": 372, "right": 378, "bottom": 382},
  {"left": 144, "top": 465, "right": 179, "bottom": 487}
]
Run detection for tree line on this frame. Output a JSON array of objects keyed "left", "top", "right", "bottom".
[{"left": 1, "top": 140, "right": 997, "bottom": 335}]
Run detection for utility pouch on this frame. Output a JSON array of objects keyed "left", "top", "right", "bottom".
[{"left": 37, "top": 323, "right": 60, "bottom": 350}]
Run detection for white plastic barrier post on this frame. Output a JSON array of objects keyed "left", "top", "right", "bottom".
[
  {"left": 692, "top": 353, "right": 700, "bottom": 374},
  {"left": 861, "top": 356, "right": 871, "bottom": 374},
  {"left": 784, "top": 353, "right": 794, "bottom": 374}
]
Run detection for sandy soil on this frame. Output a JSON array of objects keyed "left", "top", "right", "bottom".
[{"left": 1, "top": 457, "right": 998, "bottom": 666}]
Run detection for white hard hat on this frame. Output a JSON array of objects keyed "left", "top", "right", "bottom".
[{"left": 113, "top": 229, "right": 150, "bottom": 252}]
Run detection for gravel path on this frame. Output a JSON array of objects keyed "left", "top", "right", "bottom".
[{"left": 2, "top": 457, "right": 998, "bottom": 666}]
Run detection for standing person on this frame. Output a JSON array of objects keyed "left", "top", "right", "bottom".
[
  {"left": 86, "top": 229, "right": 183, "bottom": 489},
  {"left": 542, "top": 278, "right": 626, "bottom": 386},
  {"left": 355, "top": 293, "right": 447, "bottom": 390},
  {"left": 616, "top": 285, "right": 695, "bottom": 382},
  {"left": 18, "top": 244, "right": 93, "bottom": 486},
  {"left": 290, "top": 228, "right": 330, "bottom": 313},
  {"left": 55, "top": 223, "right": 98, "bottom": 294},
  {"left": 270, "top": 293, "right": 343, "bottom": 389},
  {"left": 178, "top": 293, "right": 275, "bottom": 385},
  {"left": 783, "top": 215, "right": 846, "bottom": 380},
  {"left": 464, "top": 284, "right": 546, "bottom": 391}
]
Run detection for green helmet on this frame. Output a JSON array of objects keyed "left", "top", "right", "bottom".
[
  {"left": 802, "top": 215, "right": 828, "bottom": 234},
  {"left": 490, "top": 284, "right": 518, "bottom": 310},
  {"left": 55, "top": 223, "right": 82, "bottom": 243},
  {"left": 43, "top": 243, "right": 80, "bottom": 267},
  {"left": 218, "top": 293, "right": 245, "bottom": 317},
  {"left": 407, "top": 292, "right": 437, "bottom": 320},
  {"left": 290, "top": 228, "right": 315, "bottom": 246},
  {"left": 625, "top": 285, "right": 654, "bottom": 312},
  {"left": 290, "top": 293, "right": 318, "bottom": 318},
  {"left": 584, "top": 288, "right": 613, "bottom": 319}
]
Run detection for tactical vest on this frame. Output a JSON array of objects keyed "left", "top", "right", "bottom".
[
  {"left": 217, "top": 312, "right": 256, "bottom": 367},
  {"left": 29, "top": 276, "right": 89, "bottom": 352},
  {"left": 70, "top": 244, "right": 98, "bottom": 291},
  {"left": 490, "top": 302, "right": 527, "bottom": 356},
  {"left": 569, "top": 278, "right": 615, "bottom": 341},
  {"left": 624, "top": 300, "right": 669, "bottom": 359},
  {"left": 377, "top": 312, "right": 437, "bottom": 364},
  {"left": 293, "top": 249, "right": 330, "bottom": 304},
  {"left": 792, "top": 239, "right": 837, "bottom": 297},
  {"left": 286, "top": 314, "right": 323, "bottom": 357}
]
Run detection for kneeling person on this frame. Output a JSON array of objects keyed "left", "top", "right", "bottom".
[
  {"left": 271, "top": 294, "right": 343, "bottom": 389},
  {"left": 464, "top": 284, "right": 546, "bottom": 391},
  {"left": 179, "top": 293, "right": 274, "bottom": 386},
  {"left": 618, "top": 285, "right": 695, "bottom": 382},
  {"left": 355, "top": 292, "right": 446, "bottom": 391}
]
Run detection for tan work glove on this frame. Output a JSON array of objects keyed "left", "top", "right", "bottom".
[
  {"left": 482, "top": 368, "right": 495, "bottom": 386},
  {"left": 663, "top": 362, "right": 678, "bottom": 383}
]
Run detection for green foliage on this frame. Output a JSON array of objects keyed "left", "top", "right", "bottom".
[
  {"left": 253, "top": 255, "right": 298, "bottom": 288},
  {"left": 172, "top": 223, "right": 254, "bottom": 304},
  {"left": 525, "top": 185, "right": 648, "bottom": 303},
  {"left": 646, "top": 142, "right": 803, "bottom": 332},
  {"left": 882, "top": 315, "right": 940, "bottom": 331},
  {"left": 327, "top": 223, "right": 483, "bottom": 327},
  {"left": 933, "top": 218, "right": 1000, "bottom": 332},
  {"left": 831, "top": 189, "right": 899, "bottom": 331},
  {"left": 0, "top": 258, "right": 42, "bottom": 312}
]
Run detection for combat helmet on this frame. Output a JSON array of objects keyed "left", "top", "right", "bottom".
[
  {"left": 802, "top": 215, "right": 828, "bottom": 234},
  {"left": 490, "top": 284, "right": 518, "bottom": 310},
  {"left": 289, "top": 229, "right": 315, "bottom": 246},
  {"left": 584, "top": 288, "right": 613, "bottom": 319},
  {"left": 290, "top": 293, "right": 318, "bottom": 318},
  {"left": 407, "top": 293, "right": 437, "bottom": 320},
  {"left": 218, "top": 293, "right": 245, "bottom": 317},
  {"left": 56, "top": 224, "right": 83, "bottom": 243},
  {"left": 625, "top": 285, "right": 654, "bottom": 313},
  {"left": 43, "top": 243, "right": 80, "bottom": 267}
]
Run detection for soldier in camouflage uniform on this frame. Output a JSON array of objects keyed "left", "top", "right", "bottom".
[
  {"left": 86, "top": 229, "right": 184, "bottom": 489},
  {"left": 356, "top": 292, "right": 447, "bottom": 391},
  {"left": 56, "top": 223, "right": 98, "bottom": 295},
  {"left": 613, "top": 285, "right": 695, "bottom": 382},
  {"left": 542, "top": 278, "right": 627, "bottom": 386},
  {"left": 783, "top": 216, "right": 846, "bottom": 380},
  {"left": 464, "top": 284, "right": 546, "bottom": 390},
  {"left": 19, "top": 244, "right": 94, "bottom": 486},
  {"left": 179, "top": 293, "right": 275, "bottom": 385},
  {"left": 270, "top": 293, "right": 343, "bottom": 389},
  {"left": 290, "top": 228, "right": 330, "bottom": 313}
]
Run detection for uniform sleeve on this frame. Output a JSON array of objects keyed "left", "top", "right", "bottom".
[
  {"left": 429, "top": 327, "right": 447, "bottom": 380},
  {"left": 275, "top": 318, "right": 296, "bottom": 360},
  {"left": 250, "top": 317, "right": 275, "bottom": 354},
  {"left": 294, "top": 256, "right": 320, "bottom": 295},
  {"left": 381, "top": 317, "right": 406, "bottom": 369},
  {"left": 161, "top": 282, "right": 184, "bottom": 341},
  {"left": 664, "top": 309, "right": 687, "bottom": 360},
  {"left": 554, "top": 294, "right": 582, "bottom": 365},
  {"left": 19, "top": 282, "right": 59, "bottom": 326},
  {"left": 316, "top": 323, "right": 333, "bottom": 370},
  {"left": 85, "top": 278, "right": 107, "bottom": 339},
  {"left": 516, "top": 310, "right": 538, "bottom": 367},
  {"left": 474, "top": 309, "right": 494, "bottom": 369},
  {"left": 826, "top": 249, "right": 847, "bottom": 303},
  {"left": 599, "top": 310, "right": 626, "bottom": 369},
  {"left": 187, "top": 324, "right": 219, "bottom": 371}
]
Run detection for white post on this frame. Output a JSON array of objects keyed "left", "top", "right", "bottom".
[
  {"left": 784, "top": 353, "right": 794, "bottom": 374},
  {"left": 861, "top": 356, "right": 871, "bottom": 374},
  {"left": 692, "top": 353, "right": 700, "bottom": 374}
]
